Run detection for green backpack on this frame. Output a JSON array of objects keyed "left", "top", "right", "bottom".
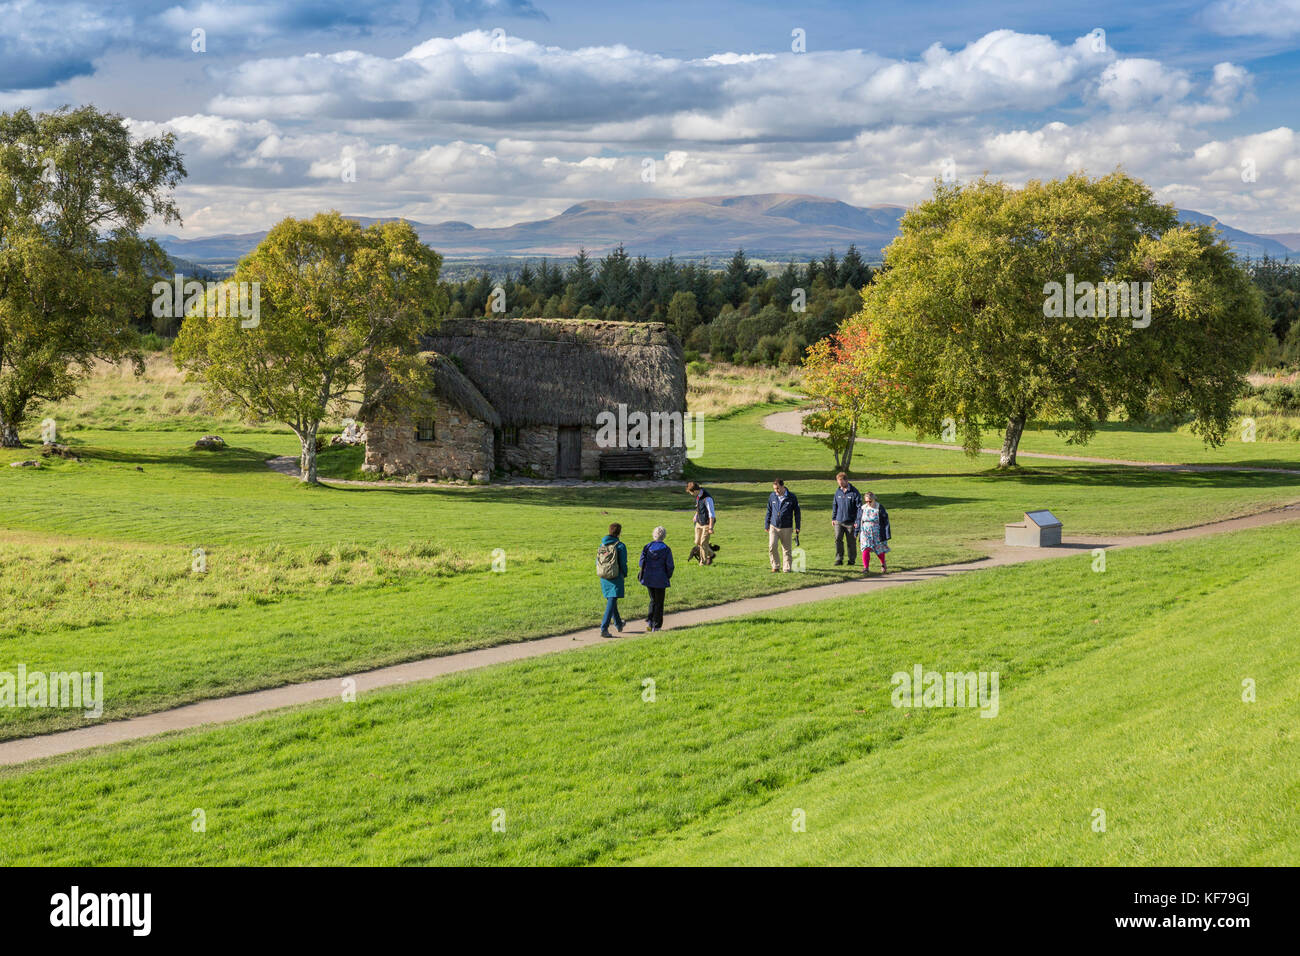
[{"left": 596, "top": 542, "right": 621, "bottom": 580}]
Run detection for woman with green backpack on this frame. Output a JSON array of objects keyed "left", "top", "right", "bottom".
[{"left": 597, "top": 523, "right": 628, "bottom": 638}]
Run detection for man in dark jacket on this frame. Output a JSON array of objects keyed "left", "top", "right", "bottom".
[
  {"left": 686, "top": 480, "right": 715, "bottom": 564},
  {"left": 638, "top": 526, "right": 674, "bottom": 631},
  {"left": 765, "top": 479, "right": 801, "bottom": 572},
  {"left": 830, "top": 471, "right": 861, "bottom": 566}
]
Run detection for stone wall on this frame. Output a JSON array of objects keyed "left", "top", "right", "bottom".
[
  {"left": 494, "top": 424, "right": 685, "bottom": 479},
  {"left": 363, "top": 403, "right": 493, "bottom": 481},
  {"left": 581, "top": 429, "right": 685, "bottom": 479},
  {"left": 498, "top": 425, "right": 558, "bottom": 477},
  {"left": 364, "top": 412, "right": 687, "bottom": 483}
]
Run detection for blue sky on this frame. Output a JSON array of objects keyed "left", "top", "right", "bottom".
[{"left": 2, "top": 0, "right": 1297, "bottom": 235}]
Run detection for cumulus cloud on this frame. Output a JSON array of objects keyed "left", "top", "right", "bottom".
[
  {"left": 208, "top": 28, "right": 1123, "bottom": 140},
  {"left": 1094, "top": 59, "right": 1193, "bottom": 109},
  {"left": 103, "top": 26, "right": 1297, "bottom": 235},
  {"left": 1207, "top": 61, "right": 1253, "bottom": 103}
]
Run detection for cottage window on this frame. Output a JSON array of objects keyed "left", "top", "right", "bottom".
[
  {"left": 415, "top": 418, "right": 436, "bottom": 441},
  {"left": 501, "top": 425, "right": 519, "bottom": 446}
]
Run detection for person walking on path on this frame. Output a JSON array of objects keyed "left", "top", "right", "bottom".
[
  {"left": 638, "top": 526, "right": 675, "bottom": 632},
  {"left": 858, "top": 491, "right": 891, "bottom": 576},
  {"left": 597, "top": 523, "right": 629, "bottom": 637},
  {"left": 687, "top": 481, "right": 716, "bottom": 564},
  {"left": 765, "top": 479, "right": 801, "bottom": 572},
  {"left": 830, "top": 471, "right": 862, "bottom": 566}
]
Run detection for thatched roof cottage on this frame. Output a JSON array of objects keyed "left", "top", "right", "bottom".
[{"left": 362, "top": 318, "right": 687, "bottom": 481}]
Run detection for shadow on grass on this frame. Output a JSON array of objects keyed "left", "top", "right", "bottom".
[
  {"left": 982, "top": 465, "right": 1300, "bottom": 490},
  {"left": 51, "top": 441, "right": 286, "bottom": 475},
  {"left": 314, "top": 481, "right": 987, "bottom": 516}
]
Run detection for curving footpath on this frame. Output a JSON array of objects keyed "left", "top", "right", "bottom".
[
  {"left": 762, "top": 409, "right": 1300, "bottom": 475},
  {"left": 3, "top": 502, "right": 1299, "bottom": 768}
]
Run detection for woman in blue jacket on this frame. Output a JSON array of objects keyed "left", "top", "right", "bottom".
[
  {"left": 638, "top": 526, "right": 675, "bottom": 632},
  {"left": 598, "top": 523, "right": 629, "bottom": 638}
]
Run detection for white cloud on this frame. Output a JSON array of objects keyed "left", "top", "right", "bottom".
[
  {"left": 1202, "top": 0, "right": 1300, "bottom": 37},
  {"left": 1094, "top": 59, "right": 1193, "bottom": 109},
  {"left": 119, "top": 29, "right": 1298, "bottom": 236},
  {"left": 1207, "top": 61, "right": 1253, "bottom": 104},
  {"left": 206, "top": 28, "right": 1122, "bottom": 141}
]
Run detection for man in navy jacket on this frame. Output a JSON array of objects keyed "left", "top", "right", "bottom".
[
  {"left": 765, "top": 479, "right": 801, "bottom": 572},
  {"left": 830, "top": 471, "right": 862, "bottom": 566}
]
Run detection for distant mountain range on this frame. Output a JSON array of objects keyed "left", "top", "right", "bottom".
[
  {"left": 1261, "top": 232, "right": 1300, "bottom": 253},
  {"left": 152, "top": 193, "right": 1297, "bottom": 266}
]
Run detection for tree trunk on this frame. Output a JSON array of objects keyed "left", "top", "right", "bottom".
[
  {"left": 0, "top": 415, "right": 20, "bottom": 448},
  {"left": 842, "top": 422, "right": 857, "bottom": 474},
  {"left": 298, "top": 427, "right": 319, "bottom": 484},
  {"left": 999, "top": 413, "right": 1026, "bottom": 468}
]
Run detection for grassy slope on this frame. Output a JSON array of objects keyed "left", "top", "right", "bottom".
[
  {"left": 30, "top": 352, "right": 293, "bottom": 434},
  {"left": 2, "top": 415, "right": 1299, "bottom": 738},
  {"left": 642, "top": 551, "right": 1299, "bottom": 866},
  {"left": 1, "top": 522, "right": 1293, "bottom": 866}
]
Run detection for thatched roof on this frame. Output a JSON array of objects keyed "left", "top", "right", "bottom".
[
  {"left": 422, "top": 351, "right": 501, "bottom": 426},
  {"left": 420, "top": 319, "right": 685, "bottom": 428}
]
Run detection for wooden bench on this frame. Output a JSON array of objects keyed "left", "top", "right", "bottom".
[{"left": 598, "top": 451, "right": 654, "bottom": 478}]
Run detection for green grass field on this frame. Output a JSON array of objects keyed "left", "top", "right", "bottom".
[
  {"left": 3, "top": 366, "right": 1299, "bottom": 866},
  {"left": 3, "top": 414, "right": 1298, "bottom": 739},
  {"left": 2, "top": 521, "right": 1293, "bottom": 865}
]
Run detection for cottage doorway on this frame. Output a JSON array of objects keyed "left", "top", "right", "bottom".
[{"left": 556, "top": 426, "right": 583, "bottom": 477}]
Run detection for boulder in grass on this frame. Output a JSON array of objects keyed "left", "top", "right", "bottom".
[
  {"left": 329, "top": 422, "right": 366, "bottom": 447},
  {"left": 41, "top": 442, "right": 79, "bottom": 460},
  {"left": 194, "top": 435, "right": 226, "bottom": 451},
  {"left": 9, "top": 459, "right": 41, "bottom": 468}
]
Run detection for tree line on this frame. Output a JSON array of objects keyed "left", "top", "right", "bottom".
[
  {"left": 443, "top": 245, "right": 875, "bottom": 365},
  {"left": 1248, "top": 255, "right": 1300, "bottom": 369}
]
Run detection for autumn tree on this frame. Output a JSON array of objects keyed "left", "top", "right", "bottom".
[
  {"left": 853, "top": 171, "right": 1267, "bottom": 466},
  {"left": 0, "top": 106, "right": 185, "bottom": 445},
  {"left": 800, "top": 322, "right": 880, "bottom": 473},
  {"left": 174, "top": 212, "right": 445, "bottom": 483}
]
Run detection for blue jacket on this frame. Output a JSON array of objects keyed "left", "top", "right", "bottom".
[
  {"left": 638, "top": 540, "right": 674, "bottom": 588},
  {"left": 599, "top": 535, "right": 628, "bottom": 598},
  {"left": 831, "top": 483, "right": 862, "bottom": 524},
  {"left": 765, "top": 490, "right": 801, "bottom": 531}
]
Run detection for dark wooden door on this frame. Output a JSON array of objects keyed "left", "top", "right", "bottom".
[{"left": 556, "top": 426, "right": 583, "bottom": 477}]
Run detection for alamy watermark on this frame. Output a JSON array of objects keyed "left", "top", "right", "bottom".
[
  {"left": 1043, "top": 274, "right": 1152, "bottom": 329},
  {"left": 891, "top": 663, "right": 999, "bottom": 718},
  {"left": 594, "top": 404, "right": 704, "bottom": 459},
  {"left": 50, "top": 886, "right": 150, "bottom": 936},
  {"left": 1, "top": 665, "right": 103, "bottom": 718}
]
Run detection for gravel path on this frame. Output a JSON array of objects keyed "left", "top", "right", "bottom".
[
  {"left": 4, "top": 502, "right": 1299, "bottom": 767},
  {"left": 762, "top": 410, "right": 1300, "bottom": 475}
]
